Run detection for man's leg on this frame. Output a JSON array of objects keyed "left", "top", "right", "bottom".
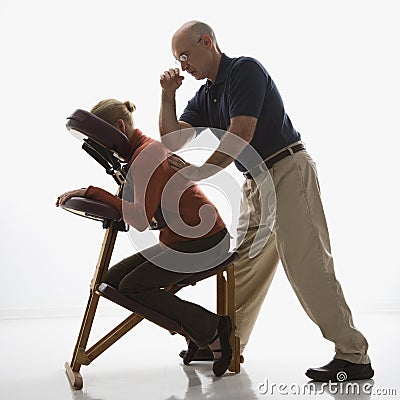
[
  {"left": 271, "top": 149, "right": 371, "bottom": 367},
  {"left": 179, "top": 204, "right": 279, "bottom": 360},
  {"left": 234, "top": 178, "right": 280, "bottom": 354}
]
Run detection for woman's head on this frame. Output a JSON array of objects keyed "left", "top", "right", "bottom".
[{"left": 91, "top": 99, "right": 136, "bottom": 139}]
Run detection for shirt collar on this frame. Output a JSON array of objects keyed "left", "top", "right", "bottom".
[
  {"left": 206, "top": 53, "right": 232, "bottom": 89},
  {"left": 129, "top": 128, "right": 152, "bottom": 153}
]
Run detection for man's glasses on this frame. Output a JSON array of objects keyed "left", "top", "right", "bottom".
[
  {"left": 175, "top": 37, "right": 202, "bottom": 65},
  {"left": 175, "top": 54, "right": 189, "bottom": 64}
]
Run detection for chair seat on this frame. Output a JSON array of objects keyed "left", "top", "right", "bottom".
[
  {"left": 97, "top": 252, "right": 239, "bottom": 332},
  {"left": 175, "top": 251, "right": 239, "bottom": 287}
]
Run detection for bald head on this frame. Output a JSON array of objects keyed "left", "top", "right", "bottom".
[
  {"left": 171, "top": 20, "right": 222, "bottom": 82},
  {"left": 173, "top": 20, "right": 216, "bottom": 42},
  {"left": 172, "top": 20, "right": 220, "bottom": 52}
]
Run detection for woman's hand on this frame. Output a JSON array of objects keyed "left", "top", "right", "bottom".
[{"left": 56, "top": 188, "right": 88, "bottom": 207}]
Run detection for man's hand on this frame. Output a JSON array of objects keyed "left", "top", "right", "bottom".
[
  {"left": 56, "top": 188, "right": 88, "bottom": 207},
  {"left": 168, "top": 153, "right": 191, "bottom": 171},
  {"left": 160, "top": 68, "right": 184, "bottom": 95},
  {"left": 167, "top": 153, "right": 221, "bottom": 181}
]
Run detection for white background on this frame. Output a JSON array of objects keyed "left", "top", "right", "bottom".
[{"left": 1, "top": 0, "right": 399, "bottom": 321}]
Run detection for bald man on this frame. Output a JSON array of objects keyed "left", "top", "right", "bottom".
[{"left": 158, "top": 20, "right": 373, "bottom": 382}]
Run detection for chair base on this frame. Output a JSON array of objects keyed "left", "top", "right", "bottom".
[
  {"left": 64, "top": 220, "right": 241, "bottom": 390},
  {"left": 65, "top": 362, "right": 83, "bottom": 390}
]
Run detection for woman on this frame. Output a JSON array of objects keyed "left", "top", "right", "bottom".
[{"left": 56, "top": 99, "right": 232, "bottom": 377}]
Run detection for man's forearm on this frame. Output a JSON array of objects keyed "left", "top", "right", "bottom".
[
  {"left": 159, "top": 91, "right": 180, "bottom": 136},
  {"left": 193, "top": 120, "right": 255, "bottom": 179},
  {"left": 159, "top": 91, "right": 196, "bottom": 151},
  {"left": 204, "top": 149, "right": 235, "bottom": 170},
  {"left": 190, "top": 132, "right": 245, "bottom": 180},
  {"left": 203, "top": 128, "right": 251, "bottom": 170}
]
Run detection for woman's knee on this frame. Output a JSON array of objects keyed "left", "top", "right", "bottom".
[
  {"left": 105, "top": 267, "right": 122, "bottom": 289},
  {"left": 118, "top": 276, "right": 148, "bottom": 299},
  {"left": 105, "top": 254, "right": 146, "bottom": 288}
]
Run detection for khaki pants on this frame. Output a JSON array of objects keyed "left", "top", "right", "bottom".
[{"left": 235, "top": 145, "right": 370, "bottom": 364}]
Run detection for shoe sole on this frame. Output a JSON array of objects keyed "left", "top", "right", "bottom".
[{"left": 306, "top": 369, "right": 374, "bottom": 382}]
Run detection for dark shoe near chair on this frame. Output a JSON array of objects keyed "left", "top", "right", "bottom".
[
  {"left": 180, "top": 344, "right": 214, "bottom": 363},
  {"left": 182, "top": 340, "right": 200, "bottom": 365},
  {"left": 181, "top": 316, "right": 233, "bottom": 376},
  {"left": 305, "top": 358, "right": 374, "bottom": 382},
  {"left": 210, "top": 316, "right": 233, "bottom": 377},
  {"left": 179, "top": 346, "right": 246, "bottom": 363}
]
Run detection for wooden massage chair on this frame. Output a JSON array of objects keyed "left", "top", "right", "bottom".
[{"left": 59, "top": 109, "right": 242, "bottom": 389}]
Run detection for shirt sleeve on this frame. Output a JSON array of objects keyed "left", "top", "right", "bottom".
[
  {"left": 228, "top": 59, "right": 267, "bottom": 119},
  {"left": 85, "top": 186, "right": 123, "bottom": 216},
  {"left": 85, "top": 151, "right": 170, "bottom": 232},
  {"left": 179, "top": 91, "right": 207, "bottom": 136},
  {"left": 179, "top": 92, "right": 203, "bottom": 126}
]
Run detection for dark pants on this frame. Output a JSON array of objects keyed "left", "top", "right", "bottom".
[{"left": 106, "top": 229, "right": 230, "bottom": 347}]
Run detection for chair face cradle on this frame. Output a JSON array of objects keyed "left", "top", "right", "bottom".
[
  {"left": 61, "top": 109, "right": 241, "bottom": 390},
  {"left": 67, "top": 109, "right": 133, "bottom": 162}
]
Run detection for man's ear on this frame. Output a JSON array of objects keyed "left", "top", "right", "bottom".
[
  {"left": 203, "top": 35, "right": 213, "bottom": 49},
  {"left": 116, "top": 118, "right": 126, "bottom": 133}
]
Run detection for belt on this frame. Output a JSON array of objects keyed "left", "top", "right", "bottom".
[{"left": 243, "top": 143, "right": 305, "bottom": 179}]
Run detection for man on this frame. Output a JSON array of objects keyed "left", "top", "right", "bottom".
[{"left": 159, "top": 20, "right": 373, "bottom": 382}]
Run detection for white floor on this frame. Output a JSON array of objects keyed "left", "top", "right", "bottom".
[{"left": 1, "top": 305, "right": 399, "bottom": 400}]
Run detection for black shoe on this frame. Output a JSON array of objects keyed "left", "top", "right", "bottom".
[
  {"left": 179, "top": 346, "right": 214, "bottom": 362},
  {"left": 182, "top": 340, "right": 199, "bottom": 365},
  {"left": 306, "top": 358, "right": 374, "bottom": 382},
  {"left": 209, "top": 315, "right": 233, "bottom": 377}
]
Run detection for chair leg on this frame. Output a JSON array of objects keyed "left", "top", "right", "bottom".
[
  {"left": 65, "top": 291, "right": 100, "bottom": 389},
  {"left": 226, "top": 264, "right": 241, "bottom": 373},
  {"left": 65, "top": 223, "right": 118, "bottom": 390},
  {"left": 65, "top": 362, "right": 83, "bottom": 390},
  {"left": 85, "top": 285, "right": 183, "bottom": 362},
  {"left": 216, "top": 272, "right": 226, "bottom": 315}
]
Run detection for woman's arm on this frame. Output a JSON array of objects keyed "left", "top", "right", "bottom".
[
  {"left": 56, "top": 186, "right": 123, "bottom": 216},
  {"left": 122, "top": 153, "right": 169, "bottom": 231},
  {"left": 56, "top": 188, "right": 91, "bottom": 207},
  {"left": 56, "top": 152, "right": 169, "bottom": 232}
]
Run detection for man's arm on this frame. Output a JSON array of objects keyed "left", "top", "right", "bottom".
[
  {"left": 168, "top": 115, "right": 257, "bottom": 180},
  {"left": 204, "top": 115, "right": 257, "bottom": 169},
  {"left": 159, "top": 68, "right": 196, "bottom": 151}
]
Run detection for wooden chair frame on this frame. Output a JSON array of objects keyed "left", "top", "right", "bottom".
[
  {"left": 64, "top": 216, "right": 241, "bottom": 390},
  {"left": 62, "top": 110, "right": 241, "bottom": 390}
]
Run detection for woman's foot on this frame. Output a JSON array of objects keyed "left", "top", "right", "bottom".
[
  {"left": 208, "top": 316, "right": 233, "bottom": 377},
  {"left": 183, "top": 340, "right": 199, "bottom": 365},
  {"left": 179, "top": 346, "right": 214, "bottom": 362}
]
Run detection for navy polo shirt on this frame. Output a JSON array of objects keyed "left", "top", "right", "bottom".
[{"left": 179, "top": 53, "right": 301, "bottom": 172}]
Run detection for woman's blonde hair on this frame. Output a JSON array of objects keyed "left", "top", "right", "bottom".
[{"left": 90, "top": 99, "right": 136, "bottom": 127}]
